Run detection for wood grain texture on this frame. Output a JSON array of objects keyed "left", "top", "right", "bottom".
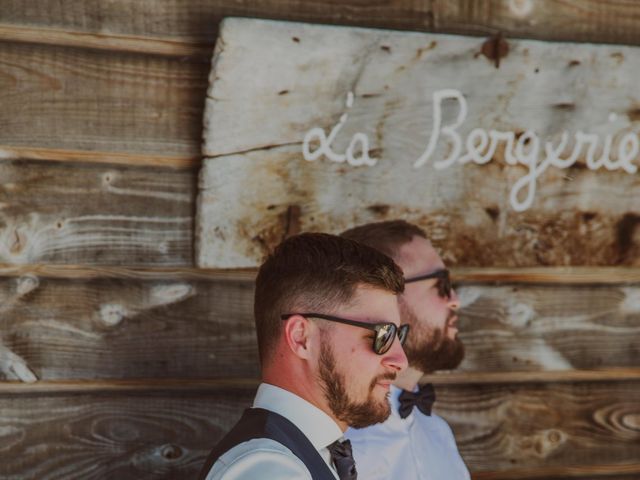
[
  {"left": 434, "top": 0, "right": 640, "bottom": 46},
  {"left": 0, "top": 145, "right": 200, "bottom": 169},
  {"left": 0, "top": 378, "right": 260, "bottom": 394},
  {"left": 197, "top": 19, "right": 640, "bottom": 268},
  {"left": 0, "top": 42, "right": 208, "bottom": 156},
  {"left": 0, "top": 23, "right": 212, "bottom": 57},
  {"left": 440, "top": 380, "right": 640, "bottom": 477},
  {"left": 0, "top": 160, "right": 194, "bottom": 265},
  {"left": 4, "top": 0, "right": 640, "bottom": 51},
  {"left": 0, "top": 275, "right": 259, "bottom": 381},
  {"left": 0, "top": 0, "right": 435, "bottom": 46},
  {"left": 474, "top": 466, "right": 640, "bottom": 480},
  {"left": 0, "top": 264, "right": 257, "bottom": 281},
  {"left": 1, "top": 273, "right": 639, "bottom": 381},
  {"left": 3, "top": 264, "right": 640, "bottom": 284},
  {"left": 457, "top": 283, "right": 640, "bottom": 372},
  {"left": 199, "top": 147, "right": 640, "bottom": 269},
  {"left": 0, "top": 381, "right": 638, "bottom": 479},
  {"left": 424, "top": 368, "right": 640, "bottom": 386},
  {"left": 0, "top": 387, "right": 256, "bottom": 480}
]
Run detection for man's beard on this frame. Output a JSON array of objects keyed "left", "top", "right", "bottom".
[
  {"left": 400, "top": 299, "right": 465, "bottom": 373},
  {"left": 318, "top": 341, "right": 394, "bottom": 429}
]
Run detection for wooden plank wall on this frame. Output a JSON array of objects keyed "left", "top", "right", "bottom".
[{"left": 0, "top": 1, "right": 639, "bottom": 478}]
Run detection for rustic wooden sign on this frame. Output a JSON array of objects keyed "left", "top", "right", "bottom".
[{"left": 197, "top": 18, "right": 640, "bottom": 268}]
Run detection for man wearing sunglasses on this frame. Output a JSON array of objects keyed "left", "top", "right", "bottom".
[
  {"left": 198, "top": 232, "right": 408, "bottom": 480},
  {"left": 343, "top": 220, "right": 470, "bottom": 480}
]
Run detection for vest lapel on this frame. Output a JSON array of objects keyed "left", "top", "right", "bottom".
[{"left": 198, "top": 408, "right": 336, "bottom": 480}]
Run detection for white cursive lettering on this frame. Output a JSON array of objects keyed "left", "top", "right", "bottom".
[
  {"left": 302, "top": 92, "right": 377, "bottom": 167},
  {"left": 301, "top": 88, "right": 639, "bottom": 211}
]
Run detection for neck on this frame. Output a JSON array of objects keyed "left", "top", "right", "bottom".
[{"left": 393, "top": 365, "right": 424, "bottom": 391}]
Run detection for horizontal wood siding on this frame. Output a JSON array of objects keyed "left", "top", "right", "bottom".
[
  {"left": 0, "top": 275, "right": 258, "bottom": 381},
  {"left": 440, "top": 380, "right": 640, "bottom": 476},
  {"left": 0, "top": 160, "right": 194, "bottom": 265},
  {"left": 2, "top": 1, "right": 640, "bottom": 479},
  {"left": 0, "top": 387, "right": 255, "bottom": 480},
  {"left": 0, "top": 42, "right": 208, "bottom": 155},
  {"left": 1, "top": 274, "right": 638, "bottom": 381},
  {"left": 0, "top": 381, "right": 638, "bottom": 479},
  {"left": 458, "top": 283, "right": 640, "bottom": 372},
  {"left": 4, "top": 1, "right": 640, "bottom": 52}
]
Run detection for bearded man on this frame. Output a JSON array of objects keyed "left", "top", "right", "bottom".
[
  {"left": 343, "top": 220, "right": 470, "bottom": 480},
  {"left": 198, "top": 232, "right": 409, "bottom": 480}
]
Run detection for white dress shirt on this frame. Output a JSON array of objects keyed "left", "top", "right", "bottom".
[
  {"left": 204, "top": 383, "right": 343, "bottom": 480},
  {"left": 345, "top": 385, "right": 470, "bottom": 480}
]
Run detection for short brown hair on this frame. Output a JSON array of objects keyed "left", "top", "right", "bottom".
[
  {"left": 341, "top": 220, "right": 427, "bottom": 260},
  {"left": 254, "top": 232, "right": 404, "bottom": 365}
]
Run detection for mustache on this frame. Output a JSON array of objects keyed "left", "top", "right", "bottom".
[
  {"left": 445, "top": 310, "right": 458, "bottom": 329},
  {"left": 369, "top": 371, "right": 397, "bottom": 391}
]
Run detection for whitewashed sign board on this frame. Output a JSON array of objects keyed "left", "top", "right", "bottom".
[{"left": 197, "top": 18, "right": 640, "bottom": 268}]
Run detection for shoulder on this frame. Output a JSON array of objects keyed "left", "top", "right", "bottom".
[
  {"left": 425, "top": 413, "right": 457, "bottom": 435},
  {"left": 429, "top": 412, "right": 455, "bottom": 430},
  {"left": 419, "top": 413, "right": 465, "bottom": 452},
  {"left": 203, "top": 438, "right": 312, "bottom": 480}
]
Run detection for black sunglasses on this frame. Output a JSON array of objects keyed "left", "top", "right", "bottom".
[
  {"left": 404, "top": 268, "right": 452, "bottom": 299},
  {"left": 280, "top": 312, "right": 410, "bottom": 355}
]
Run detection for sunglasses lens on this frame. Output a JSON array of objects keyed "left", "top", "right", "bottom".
[
  {"left": 439, "top": 274, "right": 452, "bottom": 299},
  {"left": 398, "top": 325, "right": 410, "bottom": 345},
  {"left": 374, "top": 324, "right": 395, "bottom": 354}
]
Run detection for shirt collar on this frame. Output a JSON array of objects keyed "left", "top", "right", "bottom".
[
  {"left": 389, "top": 385, "right": 402, "bottom": 416},
  {"left": 253, "top": 383, "right": 343, "bottom": 450},
  {"left": 388, "top": 384, "right": 415, "bottom": 425}
]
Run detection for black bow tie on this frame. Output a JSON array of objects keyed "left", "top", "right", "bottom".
[
  {"left": 327, "top": 439, "right": 357, "bottom": 480},
  {"left": 398, "top": 383, "right": 436, "bottom": 419}
]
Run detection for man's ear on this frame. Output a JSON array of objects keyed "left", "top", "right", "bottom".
[{"left": 283, "top": 314, "right": 317, "bottom": 360}]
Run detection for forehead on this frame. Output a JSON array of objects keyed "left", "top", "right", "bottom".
[
  {"left": 396, "top": 235, "right": 445, "bottom": 277},
  {"left": 340, "top": 285, "right": 400, "bottom": 325}
]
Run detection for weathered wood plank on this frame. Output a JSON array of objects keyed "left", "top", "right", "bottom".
[
  {"left": 199, "top": 147, "right": 640, "bottom": 268},
  {"left": 474, "top": 466, "right": 640, "bottom": 480},
  {"left": 0, "top": 387, "right": 256, "bottom": 480},
  {"left": 0, "top": 380, "right": 638, "bottom": 479},
  {"left": 0, "top": 379, "right": 260, "bottom": 394},
  {"left": 0, "top": 23, "right": 211, "bottom": 57},
  {"left": 198, "top": 19, "right": 640, "bottom": 268},
  {"left": 0, "top": 0, "right": 435, "bottom": 46},
  {"left": 440, "top": 380, "right": 640, "bottom": 477},
  {"left": 4, "top": 265, "right": 640, "bottom": 284},
  {"left": 457, "top": 283, "right": 640, "bottom": 373},
  {"left": 0, "top": 42, "right": 208, "bottom": 156},
  {"left": 0, "top": 160, "right": 194, "bottom": 265},
  {"left": 0, "top": 264, "right": 256, "bottom": 281},
  {"left": 434, "top": 0, "right": 640, "bottom": 46},
  {"left": 0, "top": 145, "right": 200, "bottom": 169},
  {"left": 1, "top": 273, "right": 639, "bottom": 381},
  {"left": 454, "top": 267, "right": 640, "bottom": 285},
  {"left": 0, "top": 275, "right": 258, "bottom": 381},
  {"left": 4, "top": 367, "right": 640, "bottom": 394},
  {"left": 4, "top": 0, "right": 640, "bottom": 51}
]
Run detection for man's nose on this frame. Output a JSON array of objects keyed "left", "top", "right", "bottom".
[
  {"left": 382, "top": 334, "right": 408, "bottom": 372},
  {"left": 448, "top": 287, "right": 460, "bottom": 311}
]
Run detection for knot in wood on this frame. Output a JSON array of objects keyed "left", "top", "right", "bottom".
[
  {"left": 161, "top": 444, "right": 183, "bottom": 460},
  {"left": 16, "top": 275, "right": 39, "bottom": 296},
  {"left": 99, "top": 304, "right": 127, "bottom": 326}
]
